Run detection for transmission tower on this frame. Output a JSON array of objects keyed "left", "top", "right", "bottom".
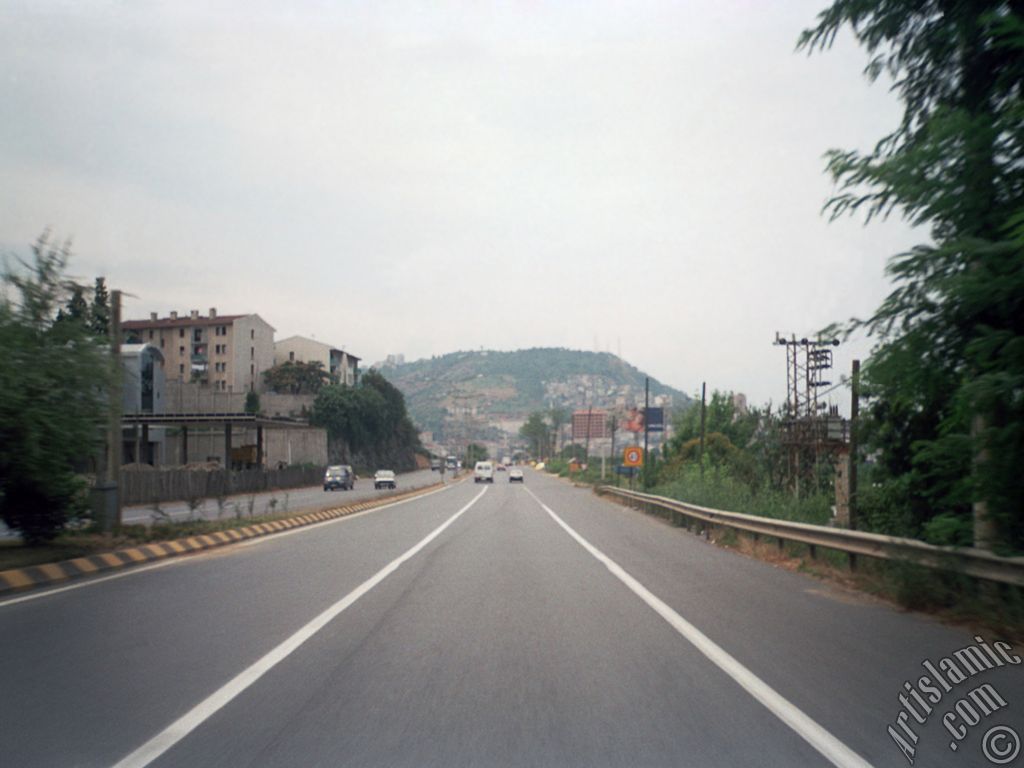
[{"left": 774, "top": 333, "right": 841, "bottom": 496}]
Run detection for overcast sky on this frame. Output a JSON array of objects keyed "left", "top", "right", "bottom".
[{"left": 1, "top": 0, "right": 922, "bottom": 410}]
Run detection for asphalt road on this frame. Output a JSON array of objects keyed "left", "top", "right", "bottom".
[
  {"left": 1, "top": 468, "right": 1021, "bottom": 767},
  {"left": 121, "top": 468, "right": 443, "bottom": 524}
]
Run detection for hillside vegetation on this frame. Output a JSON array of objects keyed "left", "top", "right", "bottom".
[{"left": 379, "top": 348, "right": 690, "bottom": 439}]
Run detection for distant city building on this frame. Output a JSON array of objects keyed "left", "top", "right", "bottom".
[
  {"left": 122, "top": 308, "right": 274, "bottom": 393},
  {"left": 120, "top": 343, "right": 165, "bottom": 414},
  {"left": 274, "top": 335, "right": 360, "bottom": 386},
  {"left": 120, "top": 343, "right": 166, "bottom": 465}
]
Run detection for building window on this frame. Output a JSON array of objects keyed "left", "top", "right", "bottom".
[
  {"left": 179, "top": 346, "right": 185, "bottom": 356},
  {"left": 179, "top": 364, "right": 184, "bottom": 374},
  {"left": 250, "top": 347, "right": 254, "bottom": 359},
  {"left": 179, "top": 328, "right": 184, "bottom": 338},
  {"left": 160, "top": 338, "right": 165, "bottom": 349},
  {"left": 289, "top": 351, "right": 294, "bottom": 362},
  {"left": 148, "top": 330, "right": 153, "bottom": 340},
  {"left": 250, "top": 329, "right": 255, "bottom": 339},
  {"left": 250, "top": 363, "right": 254, "bottom": 377}
]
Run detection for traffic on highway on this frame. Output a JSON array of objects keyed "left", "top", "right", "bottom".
[{"left": 2, "top": 468, "right": 1020, "bottom": 767}]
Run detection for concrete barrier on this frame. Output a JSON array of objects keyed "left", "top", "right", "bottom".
[{"left": 119, "top": 466, "right": 324, "bottom": 506}]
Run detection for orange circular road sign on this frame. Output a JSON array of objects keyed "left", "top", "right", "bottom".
[{"left": 623, "top": 446, "right": 643, "bottom": 467}]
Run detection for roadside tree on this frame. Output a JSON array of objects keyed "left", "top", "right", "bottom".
[
  {"left": 801, "top": 1, "right": 1024, "bottom": 551},
  {"left": 0, "top": 233, "right": 111, "bottom": 543}
]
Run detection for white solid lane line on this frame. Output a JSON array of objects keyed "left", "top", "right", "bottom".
[
  {"left": 111, "top": 485, "right": 489, "bottom": 768},
  {"left": 524, "top": 486, "right": 871, "bottom": 768}
]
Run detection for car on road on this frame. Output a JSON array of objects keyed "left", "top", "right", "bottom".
[
  {"left": 323, "top": 465, "right": 355, "bottom": 491},
  {"left": 430, "top": 459, "right": 442, "bottom": 471},
  {"left": 509, "top": 468, "right": 524, "bottom": 483},
  {"left": 374, "top": 470, "right": 396, "bottom": 490},
  {"left": 474, "top": 461, "right": 495, "bottom": 483}
]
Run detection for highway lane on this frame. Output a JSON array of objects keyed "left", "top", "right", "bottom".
[
  {"left": 1, "top": 468, "right": 1021, "bottom": 767},
  {"left": 120, "top": 468, "right": 443, "bottom": 524}
]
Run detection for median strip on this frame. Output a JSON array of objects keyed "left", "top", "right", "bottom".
[{"left": 0, "top": 483, "right": 446, "bottom": 595}]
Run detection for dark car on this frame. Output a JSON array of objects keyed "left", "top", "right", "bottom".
[{"left": 324, "top": 465, "right": 355, "bottom": 491}]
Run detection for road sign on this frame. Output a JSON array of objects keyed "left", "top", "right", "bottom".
[
  {"left": 645, "top": 407, "right": 664, "bottom": 432},
  {"left": 623, "top": 446, "right": 643, "bottom": 467}
]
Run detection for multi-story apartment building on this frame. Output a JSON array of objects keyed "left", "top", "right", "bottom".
[
  {"left": 123, "top": 308, "right": 275, "bottom": 393},
  {"left": 273, "top": 335, "right": 360, "bottom": 386}
]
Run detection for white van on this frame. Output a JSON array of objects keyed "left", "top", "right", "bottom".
[{"left": 474, "top": 461, "right": 495, "bottom": 483}]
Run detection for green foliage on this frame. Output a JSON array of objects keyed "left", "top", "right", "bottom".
[
  {"left": 548, "top": 407, "right": 568, "bottom": 451},
  {"left": 559, "top": 443, "right": 586, "bottom": 461},
  {"left": 90, "top": 277, "right": 110, "bottom": 336},
  {"left": 311, "top": 369, "right": 422, "bottom": 471},
  {"left": 244, "top": 391, "right": 260, "bottom": 415},
  {"left": 653, "top": 463, "right": 833, "bottom": 526},
  {"left": 800, "top": 2, "right": 1024, "bottom": 551},
  {"left": 668, "top": 391, "right": 760, "bottom": 454},
  {"left": 921, "top": 512, "right": 974, "bottom": 548},
  {"left": 464, "top": 443, "right": 488, "bottom": 466},
  {"left": 519, "top": 411, "right": 552, "bottom": 458},
  {"left": 0, "top": 233, "right": 111, "bottom": 543},
  {"left": 263, "top": 360, "right": 330, "bottom": 394}
]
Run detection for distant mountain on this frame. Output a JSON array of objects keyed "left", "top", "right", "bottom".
[{"left": 377, "top": 347, "right": 691, "bottom": 443}]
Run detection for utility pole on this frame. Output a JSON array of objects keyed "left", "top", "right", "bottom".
[
  {"left": 849, "top": 360, "right": 860, "bottom": 530},
  {"left": 584, "top": 404, "right": 593, "bottom": 467},
  {"left": 609, "top": 413, "right": 618, "bottom": 487},
  {"left": 643, "top": 377, "right": 650, "bottom": 487},
  {"left": 100, "top": 290, "right": 123, "bottom": 531},
  {"left": 698, "top": 381, "right": 707, "bottom": 478}
]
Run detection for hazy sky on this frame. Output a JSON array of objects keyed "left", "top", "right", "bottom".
[{"left": 1, "top": 1, "right": 922, "bottom": 409}]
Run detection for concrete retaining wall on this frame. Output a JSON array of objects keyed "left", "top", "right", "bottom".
[
  {"left": 162, "top": 426, "right": 327, "bottom": 468},
  {"left": 120, "top": 465, "right": 325, "bottom": 506}
]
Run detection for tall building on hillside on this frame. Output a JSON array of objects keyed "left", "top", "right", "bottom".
[
  {"left": 122, "top": 308, "right": 275, "bottom": 393},
  {"left": 274, "top": 336, "right": 360, "bottom": 386}
]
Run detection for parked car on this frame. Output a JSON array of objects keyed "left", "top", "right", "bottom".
[
  {"left": 324, "top": 465, "right": 354, "bottom": 491},
  {"left": 509, "top": 468, "right": 524, "bottom": 483},
  {"left": 474, "top": 461, "right": 494, "bottom": 483},
  {"left": 374, "top": 470, "right": 396, "bottom": 490}
]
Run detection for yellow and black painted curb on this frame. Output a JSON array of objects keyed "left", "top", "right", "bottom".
[{"left": 0, "top": 482, "right": 447, "bottom": 595}]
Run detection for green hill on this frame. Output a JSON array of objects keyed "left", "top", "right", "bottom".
[{"left": 377, "top": 347, "right": 691, "bottom": 442}]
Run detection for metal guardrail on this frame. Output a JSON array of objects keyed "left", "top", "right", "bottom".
[{"left": 597, "top": 486, "right": 1024, "bottom": 587}]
